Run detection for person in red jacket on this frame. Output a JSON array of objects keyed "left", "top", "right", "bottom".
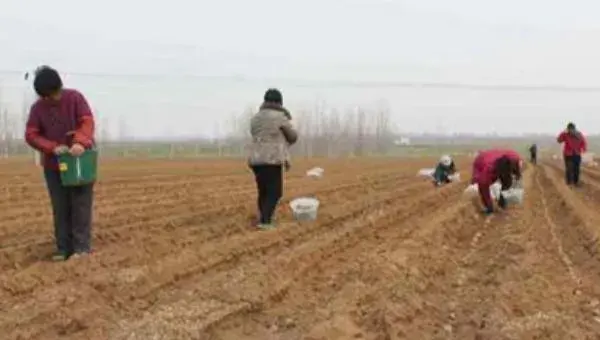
[
  {"left": 24, "top": 66, "right": 96, "bottom": 261},
  {"left": 471, "top": 149, "right": 522, "bottom": 215},
  {"left": 557, "top": 122, "right": 587, "bottom": 186}
]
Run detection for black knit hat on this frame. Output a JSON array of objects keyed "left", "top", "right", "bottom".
[
  {"left": 264, "top": 88, "right": 283, "bottom": 105},
  {"left": 567, "top": 122, "right": 576, "bottom": 129},
  {"left": 33, "top": 66, "right": 63, "bottom": 97}
]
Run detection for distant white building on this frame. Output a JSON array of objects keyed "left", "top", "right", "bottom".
[{"left": 394, "top": 137, "right": 411, "bottom": 146}]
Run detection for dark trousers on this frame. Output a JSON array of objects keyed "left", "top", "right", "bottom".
[
  {"left": 251, "top": 165, "right": 283, "bottom": 224},
  {"left": 44, "top": 169, "right": 94, "bottom": 255},
  {"left": 564, "top": 154, "right": 582, "bottom": 185},
  {"left": 530, "top": 152, "right": 537, "bottom": 164}
]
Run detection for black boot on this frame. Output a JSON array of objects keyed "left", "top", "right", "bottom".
[{"left": 498, "top": 195, "right": 507, "bottom": 209}]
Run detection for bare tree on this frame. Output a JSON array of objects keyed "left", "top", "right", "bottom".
[
  {"left": 355, "top": 108, "right": 366, "bottom": 156},
  {"left": 293, "top": 108, "right": 313, "bottom": 158},
  {"left": 341, "top": 109, "right": 356, "bottom": 156},
  {"left": 375, "top": 106, "right": 392, "bottom": 154},
  {"left": 97, "top": 115, "right": 111, "bottom": 150},
  {"left": 22, "top": 71, "right": 39, "bottom": 163},
  {"left": 0, "top": 107, "right": 9, "bottom": 158},
  {"left": 218, "top": 102, "right": 397, "bottom": 159},
  {"left": 326, "top": 108, "right": 340, "bottom": 157},
  {"left": 212, "top": 120, "right": 223, "bottom": 157}
]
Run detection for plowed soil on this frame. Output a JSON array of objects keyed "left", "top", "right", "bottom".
[{"left": 2, "top": 157, "right": 600, "bottom": 340}]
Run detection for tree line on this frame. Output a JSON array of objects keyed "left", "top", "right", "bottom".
[{"left": 0, "top": 101, "right": 397, "bottom": 158}]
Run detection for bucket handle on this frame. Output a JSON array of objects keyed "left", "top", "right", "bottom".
[
  {"left": 66, "top": 131, "right": 97, "bottom": 151},
  {"left": 75, "top": 157, "right": 82, "bottom": 181}
]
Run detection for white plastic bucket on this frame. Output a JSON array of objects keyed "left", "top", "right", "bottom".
[
  {"left": 465, "top": 182, "right": 524, "bottom": 205},
  {"left": 289, "top": 197, "right": 320, "bottom": 221},
  {"left": 490, "top": 182, "right": 502, "bottom": 199},
  {"left": 464, "top": 182, "right": 502, "bottom": 199},
  {"left": 500, "top": 188, "right": 524, "bottom": 205}
]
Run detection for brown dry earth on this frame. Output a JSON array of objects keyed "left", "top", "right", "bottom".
[{"left": 1, "top": 157, "right": 600, "bottom": 339}]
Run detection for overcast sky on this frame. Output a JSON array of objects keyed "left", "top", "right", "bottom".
[{"left": 1, "top": 0, "right": 599, "bottom": 138}]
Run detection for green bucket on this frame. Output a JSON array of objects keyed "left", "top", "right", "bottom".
[{"left": 58, "top": 149, "right": 98, "bottom": 186}]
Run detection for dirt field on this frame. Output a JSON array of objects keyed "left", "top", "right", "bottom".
[{"left": 2, "top": 157, "right": 600, "bottom": 340}]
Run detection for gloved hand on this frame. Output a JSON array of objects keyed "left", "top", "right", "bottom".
[
  {"left": 282, "top": 109, "right": 292, "bottom": 120},
  {"left": 53, "top": 145, "right": 69, "bottom": 155},
  {"left": 498, "top": 194, "right": 507, "bottom": 209},
  {"left": 483, "top": 206, "right": 494, "bottom": 215},
  {"left": 69, "top": 143, "right": 85, "bottom": 156}
]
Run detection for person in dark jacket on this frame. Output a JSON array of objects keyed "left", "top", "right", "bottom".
[
  {"left": 24, "top": 66, "right": 96, "bottom": 261},
  {"left": 557, "top": 122, "right": 587, "bottom": 187},
  {"left": 433, "top": 154, "right": 457, "bottom": 186},
  {"left": 528, "top": 143, "right": 537, "bottom": 165},
  {"left": 248, "top": 89, "right": 298, "bottom": 229}
]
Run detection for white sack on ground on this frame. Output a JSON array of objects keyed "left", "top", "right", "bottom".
[
  {"left": 448, "top": 173, "right": 461, "bottom": 182},
  {"left": 418, "top": 168, "right": 461, "bottom": 182},
  {"left": 417, "top": 168, "right": 435, "bottom": 178},
  {"left": 306, "top": 167, "right": 325, "bottom": 178}
]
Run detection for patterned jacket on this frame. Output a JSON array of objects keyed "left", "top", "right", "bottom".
[{"left": 248, "top": 103, "right": 298, "bottom": 166}]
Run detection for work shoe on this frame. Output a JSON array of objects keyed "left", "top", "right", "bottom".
[
  {"left": 51, "top": 252, "right": 68, "bottom": 262},
  {"left": 69, "top": 251, "right": 91, "bottom": 260},
  {"left": 256, "top": 223, "right": 275, "bottom": 230},
  {"left": 498, "top": 195, "right": 507, "bottom": 209}
]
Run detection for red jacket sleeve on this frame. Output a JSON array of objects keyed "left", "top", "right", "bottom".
[
  {"left": 71, "top": 91, "right": 95, "bottom": 148},
  {"left": 478, "top": 182, "right": 493, "bottom": 209},
  {"left": 557, "top": 131, "right": 566, "bottom": 143},
  {"left": 471, "top": 154, "right": 484, "bottom": 184},
  {"left": 24, "top": 105, "right": 58, "bottom": 154}
]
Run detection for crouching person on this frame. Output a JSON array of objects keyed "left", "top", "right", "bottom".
[
  {"left": 471, "top": 149, "right": 522, "bottom": 215},
  {"left": 25, "top": 66, "right": 96, "bottom": 261},
  {"left": 248, "top": 88, "right": 298, "bottom": 230},
  {"left": 433, "top": 155, "right": 457, "bottom": 186}
]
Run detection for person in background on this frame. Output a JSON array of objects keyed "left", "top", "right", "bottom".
[
  {"left": 24, "top": 66, "right": 96, "bottom": 261},
  {"left": 471, "top": 149, "right": 522, "bottom": 215},
  {"left": 433, "top": 154, "right": 457, "bottom": 186},
  {"left": 248, "top": 88, "right": 298, "bottom": 230},
  {"left": 528, "top": 143, "right": 537, "bottom": 165},
  {"left": 557, "top": 122, "right": 587, "bottom": 187}
]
